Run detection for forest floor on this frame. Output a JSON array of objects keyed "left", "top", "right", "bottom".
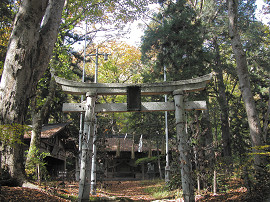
[{"left": 0, "top": 178, "right": 269, "bottom": 201}]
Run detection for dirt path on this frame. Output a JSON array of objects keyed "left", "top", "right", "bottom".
[{"left": 99, "top": 181, "right": 157, "bottom": 201}]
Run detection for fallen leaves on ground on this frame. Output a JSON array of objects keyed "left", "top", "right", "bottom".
[
  {"left": 0, "top": 186, "right": 69, "bottom": 202},
  {"left": 0, "top": 178, "right": 268, "bottom": 201},
  {"left": 99, "top": 181, "right": 156, "bottom": 201},
  {"left": 196, "top": 187, "right": 249, "bottom": 202}
]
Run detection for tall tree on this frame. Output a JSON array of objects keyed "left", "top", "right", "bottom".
[
  {"left": 141, "top": 0, "right": 209, "bottom": 82},
  {"left": 0, "top": 0, "right": 65, "bottom": 185},
  {"left": 227, "top": 0, "right": 266, "bottom": 173},
  {"left": 213, "top": 37, "right": 232, "bottom": 158}
]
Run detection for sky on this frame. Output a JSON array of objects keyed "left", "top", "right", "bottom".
[
  {"left": 256, "top": 0, "right": 270, "bottom": 24},
  {"left": 73, "top": 1, "right": 269, "bottom": 50},
  {"left": 124, "top": 0, "right": 270, "bottom": 47}
]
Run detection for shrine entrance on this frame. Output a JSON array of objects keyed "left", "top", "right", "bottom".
[{"left": 55, "top": 73, "right": 212, "bottom": 202}]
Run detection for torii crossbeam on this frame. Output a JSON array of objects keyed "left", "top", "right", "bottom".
[
  {"left": 54, "top": 73, "right": 212, "bottom": 95},
  {"left": 55, "top": 73, "right": 212, "bottom": 202}
]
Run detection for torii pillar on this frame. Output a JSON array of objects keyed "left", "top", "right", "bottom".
[
  {"left": 174, "top": 90, "right": 194, "bottom": 202},
  {"left": 78, "top": 92, "right": 96, "bottom": 202}
]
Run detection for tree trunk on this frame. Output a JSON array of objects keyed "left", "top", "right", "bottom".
[
  {"left": 200, "top": 96, "right": 215, "bottom": 191},
  {"left": 191, "top": 111, "right": 204, "bottom": 190},
  {"left": 156, "top": 141, "right": 163, "bottom": 179},
  {"left": 26, "top": 112, "right": 42, "bottom": 166},
  {"left": 263, "top": 88, "right": 270, "bottom": 143},
  {"left": 227, "top": 0, "right": 266, "bottom": 172},
  {"left": 213, "top": 37, "right": 232, "bottom": 158},
  {"left": 197, "top": 175, "right": 201, "bottom": 195},
  {"left": 0, "top": 0, "right": 65, "bottom": 185},
  {"left": 26, "top": 77, "right": 56, "bottom": 167},
  {"left": 131, "top": 136, "right": 135, "bottom": 159}
]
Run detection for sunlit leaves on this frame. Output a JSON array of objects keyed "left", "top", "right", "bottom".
[
  {"left": 0, "top": 124, "right": 30, "bottom": 147},
  {"left": 25, "top": 145, "right": 50, "bottom": 180},
  {"left": 80, "top": 41, "right": 144, "bottom": 135},
  {"left": 0, "top": 0, "right": 15, "bottom": 74},
  {"left": 248, "top": 145, "right": 270, "bottom": 156},
  {"left": 85, "top": 41, "right": 143, "bottom": 84}
]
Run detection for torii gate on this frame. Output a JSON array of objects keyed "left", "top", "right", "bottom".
[{"left": 54, "top": 73, "right": 212, "bottom": 202}]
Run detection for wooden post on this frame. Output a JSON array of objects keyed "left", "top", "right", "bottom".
[
  {"left": 90, "top": 118, "right": 97, "bottom": 195},
  {"left": 173, "top": 90, "right": 195, "bottom": 202},
  {"left": 142, "top": 164, "right": 145, "bottom": 180},
  {"left": 213, "top": 169, "right": 217, "bottom": 195},
  {"left": 37, "top": 163, "right": 40, "bottom": 185},
  {"left": 78, "top": 92, "right": 96, "bottom": 202}
]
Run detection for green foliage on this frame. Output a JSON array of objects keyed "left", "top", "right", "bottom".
[
  {"left": 144, "top": 185, "right": 171, "bottom": 199},
  {"left": 0, "top": 0, "right": 15, "bottom": 77},
  {"left": 94, "top": 41, "right": 144, "bottom": 84},
  {"left": 214, "top": 159, "right": 235, "bottom": 192},
  {"left": 25, "top": 146, "right": 50, "bottom": 181},
  {"left": 82, "top": 42, "right": 145, "bottom": 138},
  {"left": 135, "top": 156, "right": 159, "bottom": 165},
  {"left": 167, "top": 150, "right": 182, "bottom": 190},
  {"left": 0, "top": 124, "right": 29, "bottom": 147},
  {"left": 57, "top": 193, "right": 78, "bottom": 202},
  {"left": 129, "top": 111, "right": 171, "bottom": 142},
  {"left": 142, "top": 179, "right": 182, "bottom": 200},
  {"left": 0, "top": 61, "right": 3, "bottom": 75},
  {"left": 141, "top": 0, "right": 209, "bottom": 82}
]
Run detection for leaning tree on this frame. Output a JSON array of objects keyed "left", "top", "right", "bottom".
[
  {"left": 0, "top": 0, "right": 65, "bottom": 185},
  {"left": 227, "top": 0, "right": 267, "bottom": 175}
]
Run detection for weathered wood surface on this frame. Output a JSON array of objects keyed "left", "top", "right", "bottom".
[
  {"left": 78, "top": 95, "right": 95, "bottom": 201},
  {"left": 174, "top": 90, "right": 195, "bottom": 201},
  {"left": 62, "top": 101, "right": 207, "bottom": 113},
  {"left": 54, "top": 73, "right": 212, "bottom": 95}
]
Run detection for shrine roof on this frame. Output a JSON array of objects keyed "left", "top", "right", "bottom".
[
  {"left": 105, "top": 137, "right": 175, "bottom": 152},
  {"left": 24, "top": 122, "right": 71, "bottom": 139},
  {"left": 105, "top": 137, "right": 147, "bottom": 152}
]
